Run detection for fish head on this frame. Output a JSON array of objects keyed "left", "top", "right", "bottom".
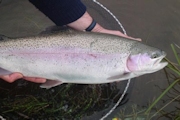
[{"left": 127, "top": 42, "right": 168, "bottom": 74}]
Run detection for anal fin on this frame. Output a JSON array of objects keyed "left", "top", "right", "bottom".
[
  {"left": 40, "top": 80, "right": 63, "bottom": 89},
  {"left": 0, "top": 68, "right": 13, "bottom": 75}
]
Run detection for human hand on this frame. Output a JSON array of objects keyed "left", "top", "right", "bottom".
[
  {"left": 68, "top": 12, "right": 141, "bottom": 41},
  {"left": 0, "top": 73, "right": 46, "bottom": 83}
]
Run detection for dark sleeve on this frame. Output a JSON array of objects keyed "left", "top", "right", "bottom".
[{"left": 29, "top": 0, "right": 86, "bottom": 26}]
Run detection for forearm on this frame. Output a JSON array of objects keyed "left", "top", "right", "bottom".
[
  {"left": 29, "top": 0, "right": 86, "bottom": 26},
  {"left": 67, "top": 11, "right": 100, "bottom": 31},
  {"left": 29, "top": 0, "right": 113, "bottom": 33}
]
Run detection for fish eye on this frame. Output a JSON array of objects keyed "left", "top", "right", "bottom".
[{"left": 152, "top": 53, "right": 158, "bottom": 58}]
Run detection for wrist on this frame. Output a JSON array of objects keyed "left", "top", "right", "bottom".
[
  {"left": 85, "top": 19, "right": 96, "bottom": 31},
  {"left": 67, "top": 11, "right": 107, "bottom": 33},
  {"left": 67, "top": 11, "right": 93, "bottom": 31}
]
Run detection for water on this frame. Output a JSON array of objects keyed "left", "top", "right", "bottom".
[{"left": 0, "top": 0, "right": 180, "bottom": 119}]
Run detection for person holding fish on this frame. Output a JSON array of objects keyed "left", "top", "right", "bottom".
[{"left": 0, "top": 0, "right": 139, "bottom": 83}]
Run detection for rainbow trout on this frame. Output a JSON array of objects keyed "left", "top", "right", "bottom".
[{"left": 0, "top": 28, "right": 168, "bottom": 88}]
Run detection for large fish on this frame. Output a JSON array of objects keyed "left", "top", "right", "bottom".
[{"left": 0, "top": 28, "right": 168, "bottom": 89}]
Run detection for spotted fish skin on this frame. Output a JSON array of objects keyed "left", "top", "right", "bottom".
[{"left": 0, "top": 28, "right": 167, "bottom": 88}]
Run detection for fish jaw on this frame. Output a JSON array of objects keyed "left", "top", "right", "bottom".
[{"left": 127, "top": 52, "right": 168, "bottom": 74}]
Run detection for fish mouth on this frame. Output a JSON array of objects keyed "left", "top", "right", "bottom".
[{"left": 153, "top": 52, "right": 168, "bottom": 70}]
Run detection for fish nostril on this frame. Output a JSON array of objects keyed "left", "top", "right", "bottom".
[{"left": 161, "top": 50, "right": 166, "bottom": 56}]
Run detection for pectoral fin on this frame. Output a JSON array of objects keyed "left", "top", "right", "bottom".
[
  {"left": 40, "top": 80, "right": 63, "bottom": 89},
  {"left": 107, "top": 72, "right": 138, "bottom": 81},
  {"left": 107, "top": 71, "right": 150, "bottom": 81},
  {"left": 0, "top": 68, "right": 13, "bottom": 75}
]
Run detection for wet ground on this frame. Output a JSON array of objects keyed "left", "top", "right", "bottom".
[{"left": 0, "top": 0, "right": 180, "bottom": 119}]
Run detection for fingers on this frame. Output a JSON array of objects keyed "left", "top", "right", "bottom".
[
  {"left": 0, "top": 73, "right": 23, "bottom": 83},
  {"left": 99, "top": 29, "right": 141, "bottom": 41},
  {"left": 23, "top": 77, "right": 46, "bottom": 83},
  {"left": 92, "top": 23, "right": 142, "bottom": 41},
  {"left": 0, "top": 73, "right": 46, "bottom": 83},
  {"left": 118, "top": 32, "right": 142, "bottom": 41}
]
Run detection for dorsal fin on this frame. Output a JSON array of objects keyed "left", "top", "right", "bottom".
[
  {"left": 40, "top": 26, "right": 74, "bottom": 34},
  {"left": 0, "top": 34, "right": 10, "bottom": 40}
]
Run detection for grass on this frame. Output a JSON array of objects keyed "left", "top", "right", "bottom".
[{"left": 0, "top": 81, "right": 122, "bottom": 119}]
